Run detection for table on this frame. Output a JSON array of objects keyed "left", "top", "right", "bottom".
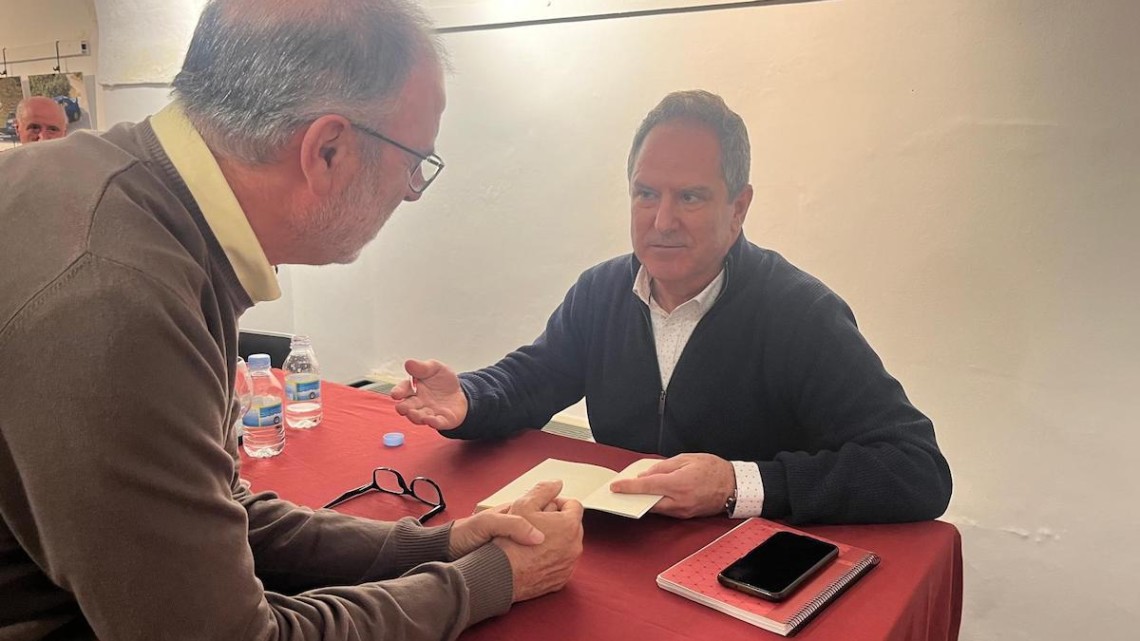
[{"left": 241, "top": 381, "right": 962, "bottom": 641}]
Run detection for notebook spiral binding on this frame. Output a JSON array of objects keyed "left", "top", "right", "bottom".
[{"left": 786, "top": 553, "right": 881, "bottom": 631}]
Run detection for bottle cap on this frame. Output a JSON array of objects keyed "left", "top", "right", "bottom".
[
  {"left": 290, "top": 334, "right": 311, "bottom": 348},
  {"left": 248, "top": 354, "right": 272, "bottom": 369},
  {"left": 382, "top": 432, "right": 405, "bottom": 447}
]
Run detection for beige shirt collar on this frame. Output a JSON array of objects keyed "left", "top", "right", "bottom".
[{"left": 149, "top": 103, "right": 281, "bottom": 303}]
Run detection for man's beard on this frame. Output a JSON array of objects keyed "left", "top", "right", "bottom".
[{"left": 300, "top": 164, "right": 394, "bottom": 265}]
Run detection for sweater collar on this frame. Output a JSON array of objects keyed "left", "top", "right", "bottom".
[{"left": 149, "top": 103, "right": 281, "bottom": 304}]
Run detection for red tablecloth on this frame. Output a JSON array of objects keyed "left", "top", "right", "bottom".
[{"left": 241, "top": 380, "right": 962, "bottom": 641}]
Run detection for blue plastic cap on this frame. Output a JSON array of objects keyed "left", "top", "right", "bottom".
[
  {"left": 383, "top": 432, "right": 405, "bottom": 447},
  {"left": 248, "top": 354, "right": 272, "bottom": 369}
]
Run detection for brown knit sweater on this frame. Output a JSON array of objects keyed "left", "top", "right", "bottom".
[{"left": 0, "top": 122, "right": 512, "bottom": 640}]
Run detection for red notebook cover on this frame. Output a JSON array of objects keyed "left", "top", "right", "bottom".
[{"left": 656, "top": 518, "right": 879, "bottom": 636}]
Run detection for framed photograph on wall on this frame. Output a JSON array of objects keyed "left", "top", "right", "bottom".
[
  {"left": 0, "top": 76, "right": 24, "bottom": 145},
  {"left": 28, "top": 72, "right": 93, "bottom": 132}
]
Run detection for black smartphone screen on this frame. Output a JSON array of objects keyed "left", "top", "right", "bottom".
[{"left": 718, "top": 531, "right": 839, "bottom": 599}]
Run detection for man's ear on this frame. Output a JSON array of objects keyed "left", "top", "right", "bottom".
[
  {"left": 298, "top": 115, "right": 357, "bottom": 198},
  {"left": 731, "top": 184, "right": 754, "bottom": 229}
]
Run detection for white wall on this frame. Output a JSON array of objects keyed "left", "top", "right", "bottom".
[
  {"left": 88, "top": 1, "right": 1140, "bottom": 639},
  {"left": 295, "top": 2, "right": 1140, "bottom": 639},
  {"left": 0, "top": 0, "right": 99, "bottom": 126},
  {"left": 0, "top": 1, "right": 98, "bottom": 77}
]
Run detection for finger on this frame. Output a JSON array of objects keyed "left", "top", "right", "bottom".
[
  {"left": 639, "top": 457, "right": 686, "bottom": 477},
  {"left": 398, "top": 407, "right": 428, "bottom": 425},
  {"left": 548, "top": 497, "right": 575, "bottom": 511},
  {"left": 404, "top": 407, "right": 443, "bottom": 426},
  {"left": 413, "top": 413, "right": 448, "bottom": 431},
  {"left": 649, "top": 495, "right": 705, "bottom": 519},
  {"left": 610, "top": 474, "right": 669, "bottom": 496},
  {"left": 389, "top": 379, "right": 413, "bottom": 401},
  {"left": 510, "top": 480, "right": 564, "bottom": 513},
  {"left": 482, "top": 513, "right": 545, "bottom": 546},
  {"left": 423, "top": 414, "right": 453, "bottom": 431},
  {"left": 646, "top": 496, "right": 681, "bottom": 516},
  {"left": 557, "top": 498, "right": 585, "bottom": 522},
  {"left": 404, "top": 358, "right": 441, "bottom": 380},
  {"left": 393, "top": 398, "right": 424, "bottom": 416}
]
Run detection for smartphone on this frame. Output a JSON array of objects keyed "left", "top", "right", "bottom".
[{"left": 717, "top": 531, "right": 840, "bottom": 601}]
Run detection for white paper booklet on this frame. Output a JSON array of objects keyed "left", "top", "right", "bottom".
[{"left": 476, "top": 458, "right": 663, "bottom": 518}]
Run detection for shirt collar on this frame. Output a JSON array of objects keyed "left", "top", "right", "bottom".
[
  {"left": 149, "top": 103, "right": 281, "bottom": 303},
  {"left": 633, "top": 266, "right": 726, "bottom": 315}
]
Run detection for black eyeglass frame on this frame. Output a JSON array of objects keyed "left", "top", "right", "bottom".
[
  {"left": 322, "top": 467, "right": 446, "bottom": 524},
  {"left": 351, "top": 122, "right": 445, "bottom": 194}
]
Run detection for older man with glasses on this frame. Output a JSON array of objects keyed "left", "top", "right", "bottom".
[{"left": 0, "top": 1, "right": 582, "bottom": 640}]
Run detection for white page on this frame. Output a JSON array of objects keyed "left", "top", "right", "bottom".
[
  {"left": 476, "top": 458, "right": 663, "bottom": 518},
  {"left": 582, "top": 458, "right": 662, "bottom": 518},
  {"left": 477, "top": 459, "right": 622, "bottom": 510}
]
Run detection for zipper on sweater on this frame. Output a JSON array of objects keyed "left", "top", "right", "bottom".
[
  {"left": 636, "top": 300, "right": 669, "bottom": 454},
  {"left": 651, "top": 246, "right": 735, "bottom": 409},
  {"left": 634, "top": 239, "right": 741, "bottom": 456}
]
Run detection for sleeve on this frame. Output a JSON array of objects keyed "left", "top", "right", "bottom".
[
  {"left": 231, "top": 481, "right": 453, "bottom": 591},
  {"left": 0, "top": 255, "right": 512, "bottom": 641},
  {"left": 446, "top": 275, "right": 591, "bottom": 440},
  {"left": 728, "top": 462, "right": 765, "bottom": 518},
  {"left": 757, "top": 289, "right": 953, "bottom": 524}
]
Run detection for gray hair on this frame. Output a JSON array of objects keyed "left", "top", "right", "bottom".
[
  {"left": 172, "top": 0, "right": 443, "bottom": 164},
  {"left": 626, "top": 90, "right": 751, "bottom": 199}
]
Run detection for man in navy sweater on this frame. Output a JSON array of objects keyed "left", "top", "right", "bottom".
[{"left": 393, "top": 91, "right": 952, "bottom": 525}]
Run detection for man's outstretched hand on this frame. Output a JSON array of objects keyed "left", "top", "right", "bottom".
[{"left": 392, "top": 359, "right": 468, "bottom": 431}]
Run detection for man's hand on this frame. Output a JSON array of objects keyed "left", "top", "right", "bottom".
[
  {"left": 447, "top": 509, "right": 546, "bottom": 560},
  {"left": 492, "top": 480, "right": 585, "bottom": 602},
  {"left": 391, "top": 359, "right": 467, "bottom": 430},
  {"left": 609, "top": 453, "right": 735, "bottom": 519}
]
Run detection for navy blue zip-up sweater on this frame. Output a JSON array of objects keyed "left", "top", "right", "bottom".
[{"left": 452, "top": 234, "right": 952, "bottom": 524}]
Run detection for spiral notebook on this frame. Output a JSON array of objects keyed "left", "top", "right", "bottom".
[{"left": 656, "top": 519, "right": 879, "bottom": 636}]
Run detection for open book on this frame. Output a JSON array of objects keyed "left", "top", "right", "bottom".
[
  {"left": 475, "top": 458, "right": 663, "bottom": 518},
  {"left": 657, "top": 518, "right": 879, "bottom": 636}
]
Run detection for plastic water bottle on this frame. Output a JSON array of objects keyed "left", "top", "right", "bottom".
[
  {"left": 242, "top": 353, "right": 286, "bottom": 457},
  {"left": 283, "top": 335, "right": 323, "bottom": 429},
  {"left": 234, "top": 356, "right": 253, "bottom": 446}
]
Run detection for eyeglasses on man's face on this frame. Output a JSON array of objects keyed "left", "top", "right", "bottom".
[
  {"left": 322, "top": 467, "right": 446, "bottom": 524},
  {"left": 351, "top": 122, "right": 444, "bottom": 194}
]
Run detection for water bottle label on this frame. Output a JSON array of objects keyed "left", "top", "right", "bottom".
[
  {"left": 243, "top": 401, "right": 283, "bottom": 427},
  {"left": 286, "top": 377, "right": 321, "bottom": 402}
]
